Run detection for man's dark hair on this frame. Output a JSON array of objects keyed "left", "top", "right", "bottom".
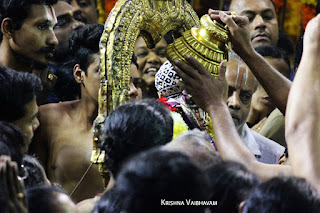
[
  {"left": 254, "top": 45, "right": 291, "bottom": 78},
  {"left": 22, "top": 155, "right": 47, "bottom": 189},
  {"left": 54, "top": 59, "right": 81, "bottom": 101},
  {"left": 243, "top": 177, "right": 320, "bottom": 213},
  {"left": 26, "top": 185, "right": 67, "bottom": 213},
  {"left": 69, "top": 24, "right": 104, "bottom": 75},
  {"left": 101, "top": 99, "right": 174, "bottom": 177},
  {"left": 0, "top": 66, "right": 42, "bottom": 122},
  {"left": 92, "top": 187, "right": 123, "bottom": 213},
  {"left": 206, "top": 160, "right": 260, "bottom": 213},
  {"left": 95, "top": 149, "right": 209, "bottom": 213},
  {"left": 222, "top": 0, "right": 276, "bottom": 11},
  {"left": 0, "top": 0, "right": 58, "bottom": 42},
  {"left": 0, "top": 121, "right": 24, "bottom": 168}
]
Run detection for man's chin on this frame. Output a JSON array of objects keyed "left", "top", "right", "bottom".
[{"left": 252, "top": 40, "right": 272, "bottom": 48}]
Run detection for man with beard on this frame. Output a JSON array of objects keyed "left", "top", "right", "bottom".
[
  {"left": 0, "top": 0, "right": 59, "bottom": 104},
  {"left": 49, "top": 1, "right": 85, "bottom": 67},
  {"left": 46, "top": 0, "right": 85, "bottom": 103}
]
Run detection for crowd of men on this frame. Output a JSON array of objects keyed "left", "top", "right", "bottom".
[{"left": 0, "top": 0, "right": 320, "bottom": 212}]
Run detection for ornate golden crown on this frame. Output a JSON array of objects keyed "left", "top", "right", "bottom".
[{"left": 166, "top": 14, "right": 230, "bottom": 78}]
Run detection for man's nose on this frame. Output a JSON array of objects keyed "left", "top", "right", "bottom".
[
  {"left": 47, "top": 30, "right": 59, "bottom": 46},
  {"left": 252, "top": 15, "right": 266, "bottom": 30},
  {"left": 227, "top": 92, "right": 241, "bottom": 110}
]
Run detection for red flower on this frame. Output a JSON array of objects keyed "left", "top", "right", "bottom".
[{"left": 157, "top": 96, "right": 178, "bottom": 112}]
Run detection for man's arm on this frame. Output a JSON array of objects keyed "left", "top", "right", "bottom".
[
  {"left": 174, "top": 55, "right": 291, "bottom": 180},
  {"left": 208, "top": 10, "right": 291, "bottom": 114},
  {"left": 285, "top": 14, "right": 320, "bottom": 192}
]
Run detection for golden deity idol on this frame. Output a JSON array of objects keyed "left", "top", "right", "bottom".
[{"left": 93, "top": 0, "right": 230, "bottom": 186}]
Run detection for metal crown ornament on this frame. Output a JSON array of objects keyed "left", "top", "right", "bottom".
[{"left": 166, "top": 14, "right": 230, "bottom": 78}]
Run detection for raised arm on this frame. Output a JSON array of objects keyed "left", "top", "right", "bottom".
[
  {"left": 174, "top": 55, "right": 291, "bottom": 180},
  {"left": 208, "top": 10, "right": 291, "bottom": 114},
  {"left": 285, "top": 14, "right": 320, "bottom": 192}
]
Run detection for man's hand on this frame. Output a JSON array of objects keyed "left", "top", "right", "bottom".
[
  {"left": 208, "top": 9, "right": 254, "bottom": 58},
  {"left": 0, "top": 156, "right": 28, "bottom": 213},
  {"left": 173, "top": 55, "right": 227, "bottom": 112}
]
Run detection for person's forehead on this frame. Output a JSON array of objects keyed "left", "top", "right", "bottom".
[
  {"left": 53, "top": 1, "right": 77, "bottom": 17},
  {"left": 25, "top": 4, "right": 56, "bottom": 22},
  {"left": 226, "top": 61, "right": 255, "bottom": 89},
  {"left": 229, "top": 0, "right": 275, "bottom": 15}
]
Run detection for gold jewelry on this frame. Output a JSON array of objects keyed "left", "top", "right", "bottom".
[
  {"left": 17, "top": 192, "right": 24, "bottom": 199},
  {"left": 48, "top": 73, "right": 54, "bottom": 81}
]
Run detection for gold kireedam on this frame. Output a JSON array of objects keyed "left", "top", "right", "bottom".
[{"left": 166, "top": 14, "right": 230, "bottom": 78}]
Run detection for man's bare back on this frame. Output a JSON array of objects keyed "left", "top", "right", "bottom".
[{"left": 30, "top": 100, "right": 104, "bottom": 203}]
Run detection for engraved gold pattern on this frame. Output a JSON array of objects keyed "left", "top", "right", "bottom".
[{"left": 92, "top": 0, "right": 200, "bottom": 186}]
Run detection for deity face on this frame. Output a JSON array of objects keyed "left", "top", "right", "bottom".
[
  {"left": 226, "top": 60, "right": 256, "bottom": 133},
  {"left": 229, "top": 0, "right": 279, "bottom": 47},
  {"left": 9, "top": 5, "right": 58, "bottom": 67},
  {"left": 134, "top": 36, "right": 168, "bottom": 97}
]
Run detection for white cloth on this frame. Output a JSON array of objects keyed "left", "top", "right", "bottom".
[{"left": 240, "top": 124, "right": 285, "bottom": 164}]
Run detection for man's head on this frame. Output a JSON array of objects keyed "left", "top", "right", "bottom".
[
  {"left": 250, "top": 45, "right": 290, "bottom": 116},
  {"left": 22, "top": 155, "right": 51, "bottom": 189},
  {"left": 226, "top": 52, "right": 257, "bottom": 133},
  {"left": 27, "top": 185, "right": 76, "bottom": 213},
  {"left": 206, "top": 161, "right": 260, "bottom": 213},
  {"left": 101, "top": 99, "right": 174, "bottom": 177},
  {"left": 110, "top": 149, "right": 209, "bottom": 213},
  {"left": 50, "top": 1, "right": 85, "bottom": 65},
  {"left": 163, "top": 129, "right": 221, "bottom": 170},
  {"left": 0, "top": 121, "right": 24, "bottom": 172},
  {"left": 62, "top": 0, "right": 99, "bottom": 24},
  {"left": 129, "top": 53, "right": 143, "bottom": 101},
  {"left": 69, "top": 24, "right": 103, "bottom": 102},
  {"left": 223, "top": 0, "right": 278, "bottom": 47},
  {"left": 241, "top": 177, "right": 320, "bottom": 213},
  {"left": 0, "top": 66, "right": 41, "bottom": 149},
  {"left": 0, "top": 0, "right": 59, "bottom": 69}
]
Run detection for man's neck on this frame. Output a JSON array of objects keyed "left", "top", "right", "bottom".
[{"left": 0, "top": 42, "right": 32, "bottom": 72}]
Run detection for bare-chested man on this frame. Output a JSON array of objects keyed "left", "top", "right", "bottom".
[{"left": 30, "top": 24, "right": 142, "bottom": 202}]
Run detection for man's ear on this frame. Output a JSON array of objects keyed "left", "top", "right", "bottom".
[
  {"left": 238, "top": 200, "right": 247, "bottom": 213},
  {"left": 74, "top": 64, "right": 84, "bottom": 83},
  {"left": 1, "top": 18, "right": 14, "bottom": 39}
]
